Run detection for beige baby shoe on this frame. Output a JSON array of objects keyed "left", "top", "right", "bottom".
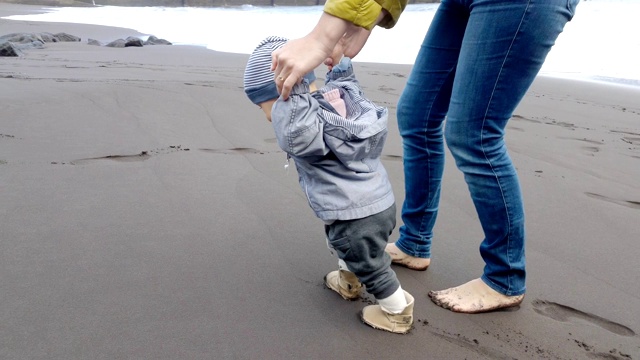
[
  {"left": 360, "top": 290, "right": 414, "bottom": 334},
  {"left": 324, "top": 270, "right": 363, "bottom": 300}
]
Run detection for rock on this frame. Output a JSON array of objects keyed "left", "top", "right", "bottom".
[
  {"left": 0, "top": 32, "right": 169, "bottom": 53},
  {"left": 39, "top": 32, "right": 59, "bottom": 42},
  {"left": 0, "top": 33, "right": 26, "bottom": 42},
  {"left": 106, "top": 37, "right": 144, "bottom": 47},
  {"left": 0, "top": 33, "right": 46, "bottom": 45},
  {"left": 0, "top": 41, "right": 22, "bottom": 57},
  {"left": 105, "top": 38, "right": 126, "bottom": 48},
  {"left": 124, "top": 36, "right": 143, "bottom": 47},
  {"left": 0, "top": 32, "right": 83, "bottom": 56},
  {"left": 54, "top": 32, "right": 81, "bottom": 42},
  {"left": 144, "top": 35, "right": 172, "bottom": 45},
  {"left": 0, "top": 32, "right": 80, "bottom": 44}
]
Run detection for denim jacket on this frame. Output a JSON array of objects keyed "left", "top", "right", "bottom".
[{"left": 271, "top": 59, "right": 395, "bottom": 221}]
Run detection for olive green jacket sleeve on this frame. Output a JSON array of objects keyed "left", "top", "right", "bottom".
[{"left": 323, "top": 0, "right": 408, "bottom": 30}]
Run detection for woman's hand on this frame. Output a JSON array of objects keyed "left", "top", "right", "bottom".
[
  {"left": 272, "top": 12, "right": 350, "bottom": 100},
  {"left": 271, "top": 36, "right": 333, "bottom": 100},
  {"left": 271, "top": 10, "right": 384, "bottom": 99},
  {"left": 325, "top": 25, "right": 372, "bottom": 70},
  {"left": 324, "top": 10, "right": 386, "bottom": 70}
]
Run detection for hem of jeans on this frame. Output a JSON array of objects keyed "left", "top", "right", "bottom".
[
  {"left": 395, "top": 237, "right": 431, "bottom": 259},
  {"left": 481, "top": 274, "right": 525, "bottom": 297}
]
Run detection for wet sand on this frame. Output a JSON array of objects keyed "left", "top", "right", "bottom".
[{"left": 1, "top": 3, "right": 639, "bottom": 359}]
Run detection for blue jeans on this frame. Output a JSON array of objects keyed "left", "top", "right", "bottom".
[{"left": 395, "top": 0, "right": 578, "bottom": 296}]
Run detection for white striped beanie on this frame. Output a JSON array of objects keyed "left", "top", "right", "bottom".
[{"left": 243, "top": 36, "right": 316, "bottom": 105}]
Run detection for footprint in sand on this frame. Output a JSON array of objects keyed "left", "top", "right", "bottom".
[
  {"left": 430, "top": 331, "right": 515, "bottom": 360},
  {"left": 512, "top": 114, "right": 579, "bottom": 129},
  {"left": 609, "top": 130, "right": 640, "bottom": 146},
  {"left": 378, "top": 85, "right": 396, "bottom": 94},
  {"left": 585, "top": 192, "right": 640, "bottom": 210},
  {"left": 381, "top": 154, "right": 403, "bottom": 162},
  {"left": 582, "top": 146, "right": 600, "bottom": 154},
  {"left": 199, "top": 147, "right": 265, "bottom": 155},
  {"left": 546, "top": 120, "right": 577, "bottom": 130},
  {"left": 532, "top": 300, "right": 636, "bottom": 337},
  {"left": 70, "top": 146, "right": 189, "bottom": 165},
  {"left": 611, "top": 130, "right": 640, "bottom": 137},
  {"left": 564, "top": 137, "right": 603, "bottom": 155},
  {"left": 512, "top": 114, "right": 543, "bottom": 124},
  {"left": 621, "top": 136, "right": 640, "bottom": 146},
  {"left": 72, "top": 152, "right": 152, "bottom": 164},
  {"left": 562, "top": 137, "right": 604, "bottom": 145}
]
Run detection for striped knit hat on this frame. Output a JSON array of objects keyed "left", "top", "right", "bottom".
[{"left": 243, "top": 36, "right": 316, "bottom": 105}]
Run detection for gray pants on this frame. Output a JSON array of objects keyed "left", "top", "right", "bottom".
[{"left": 324, "top": 204, "right": 399, "bottom": 300}]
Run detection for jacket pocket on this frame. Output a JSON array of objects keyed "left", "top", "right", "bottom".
[{"left": 328, "top": 235, "right": 352, "bottom": 259}]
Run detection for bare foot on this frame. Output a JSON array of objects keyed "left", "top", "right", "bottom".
[
  {"left": 428, "top": 278, "right": 524, "bottom": 313},
  {"left": 385, "top": 243, "right": 430, "bottom": 271}
]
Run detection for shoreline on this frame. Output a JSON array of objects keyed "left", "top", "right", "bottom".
[
  {"left": 2, "top": 2, "right": 639, "bottom": 359},
  {"left": 0, "top": 0, "right": 439, "bottom": 7},
  {"left": 5, "top": 4, "right": 640, "bottom": 87}
]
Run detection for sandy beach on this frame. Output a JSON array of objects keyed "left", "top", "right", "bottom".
[{"left": 1, "top": 3, "right": 639, "bottom": 359}]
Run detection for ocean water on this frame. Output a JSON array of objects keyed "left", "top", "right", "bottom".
[{"left": 4, "top": 0, "right": 640, "bottom": 86}]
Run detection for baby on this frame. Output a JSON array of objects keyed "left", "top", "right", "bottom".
[{"left": 243, "top": 36, "right": 414, "bottom": 334}]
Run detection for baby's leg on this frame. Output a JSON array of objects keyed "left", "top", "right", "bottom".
[
  {"left": 324, "top": 237, "right": 362, "bottom": 300},
  {"left": 324, "top": 205, "right": 399, "bottom": 300},
  {"left": 323, "top": 269, "right": 362, "bottom": 300},
  {"left": 361, "top": 290, "right": 414, "bottom": 334},
  {"left": 377, "top": 285, "right": 407, "bottom": 313},
  {"left": 325, "top": 204, "right": 414, "bottom": 334}
]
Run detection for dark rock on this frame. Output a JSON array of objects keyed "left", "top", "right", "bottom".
[
  {"left": 0, "top": 32, "right": 82, "bottom": 56},
  {"left": 0, "top": 41, "right": 23, "bottom": 57},
  {"left": 0, "top": 33, "right": 24, "bottom": 42},
  {"left": 0, "top": 32, "right": 78, "bottom": 44},
  {"left": 124, "top": 36, "right": 144, "bottom": 47},
  {"left": 39, "top": 32, "right": 59, "bottom": 42},
  {"left": 105, "top": 38, "right": 126, "bottom": 48},
  {"left": 54, "top": 32, "right": 81, "bottom": 42},
  {"left": 0, "top": 31, "right": 169, "bottom": 53},
  {"left": 0, "top": 33, "right": 46, "bottom": 45},
  {"left": 16, "top": 39, "right": 46, "bottom": 49},
  {"left": 144, "top": 35, "right": 172, "bottom": 45}
]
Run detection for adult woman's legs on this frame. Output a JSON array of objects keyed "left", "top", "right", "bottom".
[
  {"left": 391, "top": 0, "right": 468, "bottom": 269},
  {"left": 394, "top": 0, "right": 578, "bottom": 312}
]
